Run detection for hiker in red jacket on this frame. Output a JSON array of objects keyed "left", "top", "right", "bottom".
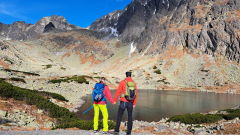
[
  {"left": 113, "top": 72, "right": 137, "bottom": 135},
  {"left": 93, "top": 77, "right": 114, "bottom": 134}
]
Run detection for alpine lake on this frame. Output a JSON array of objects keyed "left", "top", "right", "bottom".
[{"left": 76, "top": 90, "right": 240, "bottom": 122}]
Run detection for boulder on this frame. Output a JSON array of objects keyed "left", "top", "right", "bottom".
[
  {"left": 18, "top": 120, "right": 27, "bottom": 126},
  {"left": 0, "top": 119, "right": 6, "bottom": 124},
  {"left": 0, "top": 110, "right": 7, "bottom": 117},
  {"left": 37, "top": 109, "right": 44, "bottom": 114},
  {"left": 27, "top": 122, "right": 38, "bottom": 127},
  {"left": 44, "top": 122, "right": 54, "bottom": 128}
]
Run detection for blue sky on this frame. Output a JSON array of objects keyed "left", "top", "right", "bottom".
[{"left": 0, "top": 0, "right": 132, "bottom": 28}]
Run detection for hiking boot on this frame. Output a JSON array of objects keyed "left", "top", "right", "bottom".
[
  {"left": 103, "top": 130, "right": 111, "bottom": 134},
  {"left": 94, "top": 130, "right": 99, "bottom": 133}
]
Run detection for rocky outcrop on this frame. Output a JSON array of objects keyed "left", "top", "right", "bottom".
[
  {"left": 90, "top": 0, "right": 240, "bottom": 62},
  {"left": 89, "top": 10, "right": 122, "bottom": 31},
  {"left": 0, "top": 15, "right": 79, "bottom": 41}
]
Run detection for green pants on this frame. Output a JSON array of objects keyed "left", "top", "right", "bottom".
[{"left": 93, "top": 104, "right": 108, "bottom": 131}]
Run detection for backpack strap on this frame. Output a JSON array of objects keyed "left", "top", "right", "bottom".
[{"left": 120, "top": 80, "right": 128, "bottom": 97}]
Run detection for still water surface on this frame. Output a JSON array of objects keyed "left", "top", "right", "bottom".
[{"left": 76, "top": 90, "right": 240, "bottom": 122}]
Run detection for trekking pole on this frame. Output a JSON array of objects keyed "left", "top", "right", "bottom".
[{"left": 83, "top": 105, "right": 93, "bottom": 114}]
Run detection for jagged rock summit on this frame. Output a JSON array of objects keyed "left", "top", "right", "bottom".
[{"left": 0, "top": 15, "right": 79, "bottom": 41}]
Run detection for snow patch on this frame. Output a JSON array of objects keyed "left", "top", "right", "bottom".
[
  {"left": 4, "top": 37, "right": 10, "bottom": 41},
  {"left": 153, "top": 9, "right": 156, "bottom": 14},
  {"left": 163, "top": 0, "right": 165, "bottom": 4},
  {"left": 1, "top": 32, "right": 4, "bottom": 35},
  {"left": 144, "top": 0, "right": 148, "bottom": 6},
  {"left": 166, "top": 0, "right": 169, "bottom": 9},
  {"left": 129, "top": 42, "right": 136, "bottom": 58},
  {"left": 109, "top": 27, "right": 118, "bottom": 37}
]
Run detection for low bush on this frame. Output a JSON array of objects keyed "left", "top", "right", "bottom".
[
  {"left": 53, "top": 117, "right": 116, "bottom": 130},
  {"left": 46, "top": 64, "right": 52, "bottom": 68},
  {"left": 60, "top": 67, "right": 66, "bottom": 70},
  {"left": 154, "top": 69, "right": 161, "bottom": 74},
  {"left": 1, "top": 68, "right": 40, "bottom": 76},
  {"left": 10, "top": 77, "right": 26, "bottom": 83},
  {"left": 167, "top": 113, "right": 223, "bottom": 124},
  {"left": 167, "top": 108, "right": 240, "bottom": 124},
  {"left": 201, "top": 69, "right": 209, "bottom": 72},
  {"left": 50, "top": 75, "right": 92, "bottom": 84},
  {"left": 157, "top": 79, "right": 170, "bottom": 84},
  {"left": 4, "top": 58, "right": 13, "bottom": 64},
  {"left": 221, "top": 109, "right": 240, "bottom": 120},
  {"left": 153, "top": 66, "right": 157, "bottom": 69}
]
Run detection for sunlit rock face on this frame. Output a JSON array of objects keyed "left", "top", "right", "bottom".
[{"left": 90, "top": 0, "right": 240, "bottom": 62}]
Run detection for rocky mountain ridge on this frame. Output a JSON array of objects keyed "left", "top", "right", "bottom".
[
  {"left": 90, "top": 0, "right": 240, "bottom": 63},
  {"left": 0, "top": 15, "right": 79, "bottom": 41}
]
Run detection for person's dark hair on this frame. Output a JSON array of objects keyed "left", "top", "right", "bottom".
[
  {"left": 126, "top": 72, "right": 131, "bottom": 77},
  {"left": 99, "top": 77, "right": 106, "bottom": 85}
]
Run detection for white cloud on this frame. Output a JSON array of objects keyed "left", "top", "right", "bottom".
[{"left": 0, "top": 2, "right": 30, "bottom": 21}]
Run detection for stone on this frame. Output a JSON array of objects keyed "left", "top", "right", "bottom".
[
  {"left": 27, "top": 122, "right": 39, "bottom": 127},
  {"left": 220, "top": 125, "right": 226, "bottom": 130},
  {"left": 8, "top": 123, "right": 18, "bottom": 126},
  {"left": 18, "top": 120, "right": 27, "bottom": 126},
  {"left": 37, "top": 109, "right": 44, "bottom": 114},
  {"left": 13, "top": 109, "right": 20, "bottom": 113},
  {"left": 0, "top": 111, "right": 7, "bottom": 117},
  {"left": 219, "top": 111, "right": 227, "bottom": 114},
  {"left": 235, "top": 117, "right": 239, "bottom": 121},
  {"left": 0, "top": 119, "right": 6, "bottom": 124},
  {"left": 44, "top": 122, "right": 53, "bottom": 128}
]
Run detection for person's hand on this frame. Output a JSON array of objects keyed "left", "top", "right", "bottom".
[
  {"left": 113, "top": 102, "right": 116, "bottom": 105},
  {"left": 133, "top": 105, "right": 136, "bottom": 108}
]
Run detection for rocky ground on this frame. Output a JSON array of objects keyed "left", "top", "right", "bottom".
[
  {"left": 0, "top": 94, "right": 240, "bottom": 134},
  {"left": 0, "top": 3, "right": 239, "bottom": 133}
]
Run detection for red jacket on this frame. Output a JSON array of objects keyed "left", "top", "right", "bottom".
[
  {"left": 113, "top": 77, "right": 137, "bottom": 105},
  {"left": 93, "top": 83, "right": 114, "bottom": 105}
]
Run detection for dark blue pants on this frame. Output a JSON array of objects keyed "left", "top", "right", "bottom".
[{"left": 115, "top": 101, "right": 133, "bottom": 134}]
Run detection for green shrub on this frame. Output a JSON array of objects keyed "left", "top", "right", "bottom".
[
  {"left": 4, "top": 58, "right": 13, "bottom": 64},
  {"left": 60, "top": 67, "right": 66, "bottom": 70},
  {"left": 154, "top": 69, "right": 161, "bottom": 74},
  {"left": 201, "top": 70, "right": 209, "bottom": 72},
  {"left": 45, "top": 64, "right": 52, "bottom": 69},
  {"left": 222, "top": 109, "right": 240, "bottom": 120},
  {"left": 10, "top": 77, "right": 26, "bottom": 83},
  {"left": 157, "top": 79, "right": 170, "bottom": 84},
  {"left": 167, "top": 113, "right": 223, "bottom": 124},
  {"left": 153, "top": 66, "right": 157, "bottom": 69},
  {"left": 0, "top": 82, "right": 13, "bottom": 98},
  {"left": 50, "top": 75, "right": 92, "bottom": 84},
  {"left": 1, "top": 68, "right": 40, "bottom": 76},
  {"left": 0, "top": 78, "right": 6, "bottom": 81},
  {"left": 53, "top": 118, "right": 116, "bottom": 130}
]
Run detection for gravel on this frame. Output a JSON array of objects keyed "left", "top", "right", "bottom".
[{"left": 0, "top": 130, "right": 154, "bottom": 135}]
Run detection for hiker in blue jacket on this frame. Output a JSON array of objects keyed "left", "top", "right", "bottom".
[{"left": 93, "top": 77, "right": 114, "bottom": 134}]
